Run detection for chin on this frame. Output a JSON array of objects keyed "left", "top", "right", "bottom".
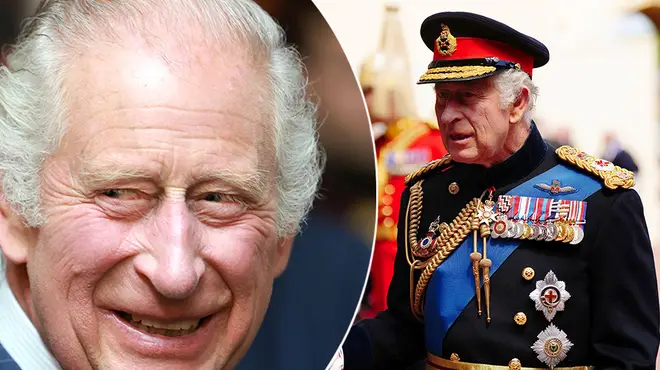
[
  {"left": 447, "top": 148, "right": 479, "bottom": 164},
  {"left": 96, "top": 357, "right": 222, "bottom": 370}
]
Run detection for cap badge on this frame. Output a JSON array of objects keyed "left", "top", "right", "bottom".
[{"left": 435, "top": 24, "right": 457, "bottom": 56}]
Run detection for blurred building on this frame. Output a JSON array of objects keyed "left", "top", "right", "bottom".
[{"left": 358, "top": 5, "right": 446, "bottom": 319}]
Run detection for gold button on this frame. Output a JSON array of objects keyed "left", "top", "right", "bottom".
[
  {"left": 384, "top": 184, "right": 395, "bottom": 195},
  {"left": 508, "top": 358, "right": 522, "bottom": 370},
  {"left": 382, "top": 195, "right": 393, "bottom": 205},
  {"left": 383, "top": 217, "right": 395, "bottom": 228},
  {"left": 382, "top": 206, "right": 393, "bottom": 216},
  {"left": 513, "top": 312, "right": 527, "bottom": 326},
  {"left": 448, "top": 182, "right": 460, "bottom": 195},
  {"left": 450, "top": 353, "right": 460, "bottom": 362},
  {"left": 522, "top": 267, "right": 535, "bottom": 281}
]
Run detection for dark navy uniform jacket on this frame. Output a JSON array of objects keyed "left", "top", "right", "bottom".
[
  {"left": 344, "top": 125, "right": 660, "bottom": 369},
  {"left": 0, "top": 344, "right": 19, "bottom": 370}
]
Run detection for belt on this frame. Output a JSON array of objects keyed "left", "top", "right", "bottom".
[{"left": 426, "top": 353, "right": 592, "bottom": 370}]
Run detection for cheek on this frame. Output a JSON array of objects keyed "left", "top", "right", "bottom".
[
  {"left": 470, "top": 108, "right": 500, "bottom": 146},
  {"left": 31, "top": 206, "right": 138, "bottom": 286},
  {"left": 201, "top": 220, "right": 278, "bottom": 300}
]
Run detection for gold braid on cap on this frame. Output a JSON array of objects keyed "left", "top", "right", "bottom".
[
  {"left": 405, "top": 154, "right": 452, "bottom": 186},
  {"left": 418, "top": 65, "right": 497, "bottom": 82},
  {"left": 555, "top": 145, "right": 635, "bottom": 190}
]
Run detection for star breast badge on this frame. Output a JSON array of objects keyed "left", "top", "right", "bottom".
[
  {"left": 529, "top": 270, "right": 571, "bottom": 321},
  {"left": 534, "top": 179, "right": 577, "bottom": 195},
  {"left": 531, "top": 323, "right": 574, "bottom": 369}
]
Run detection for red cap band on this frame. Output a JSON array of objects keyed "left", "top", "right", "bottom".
[{"left": 433, "top": 37, "right": 534, "bottom": 76}]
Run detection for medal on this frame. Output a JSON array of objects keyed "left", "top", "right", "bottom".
[
  {"left": 531, "top": 323, "right": 573, "bottom": 369},
  {"left": 490, "top": 195, "right": 587, "bottom": 245},
  {"left": 570, "top": 225, "right": 584, "bottom": 245},
  {"left": 522, "top": 224, "right": 533, "bottom": 239},
  {"left": 536, "top": 225, "right": 547, "bottom": 241},
  {"left": 513, "top": 222, "right": 525, "bottom": 239},
  {"left": 493, "top": 219, "right": 507, "bottom": 235},
  {"left": 545, "top": 222, "right": 558, "bottom": 241},
  {"left": 529, "top": 270, "right": 571, "bottom": 321},
  {"left": 530, "top": 224, "right": 540, "bottom": 240},
  {"left": 505, "top": 220, "right": 515, "bottom": 238},
  {"left": 413, "top": 216, "right": 444, "bottom": 258},
  {"left": 561, "top": 224, "right": 574, "bottom": 243},
  {"left": 419, "top": 235, "right": 434, "bottom": 250},
  {"left": 554, "top": 222, "right": 566, "bottom": 242}
]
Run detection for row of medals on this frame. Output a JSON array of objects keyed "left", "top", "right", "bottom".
[{"left": 490, "top": 215, "right": 584, "bottom": 245}]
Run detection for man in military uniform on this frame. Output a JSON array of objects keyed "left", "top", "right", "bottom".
[
  {"left": 343, "top": 11, "right": 660, "bottom": 369},
  {"left": 359, "top": 5, "right": 447, "bottom": 318}
]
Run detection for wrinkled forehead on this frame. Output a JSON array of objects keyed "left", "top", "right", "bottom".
[
  {"left": 64, "top": 33, "right": 271, "bottom": 116},
  {"left": 57, "top": 35, "right": 276, "bottom": 178}
]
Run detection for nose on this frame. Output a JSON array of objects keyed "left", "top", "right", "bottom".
[
  {"left": 437, "top": 97, "right": 461, "bottom": 125},
  {"left": 133, "top": 189, "right": 205, "bottom": 300}
]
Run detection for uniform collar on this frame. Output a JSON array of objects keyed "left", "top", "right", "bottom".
[{"left": 470, "top": 122, "right": 547, "bottom": 189}]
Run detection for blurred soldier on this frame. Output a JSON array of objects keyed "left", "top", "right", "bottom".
[
  {"left": 343, "top": 11, "right": 659, "bottom": 369},
  {"left": 359, "top": 5, "right": 446, "bottom": 318},
  {"left": 602, "top": 132, "right": 639, "bottom": 175}
]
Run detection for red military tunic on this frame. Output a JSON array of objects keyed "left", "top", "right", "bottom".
[{"left": 363, "top": 118, "right": 447, "bottom": 318}]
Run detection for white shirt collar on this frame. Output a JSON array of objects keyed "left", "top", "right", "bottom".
[{"left": 0, "top": 266, "right": 61, "bottom": 370}]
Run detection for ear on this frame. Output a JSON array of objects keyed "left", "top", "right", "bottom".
[
  {"left": 273, "top": 235, "right": 295, "bottom": 277},
  {"left": 0, "top": 196, "right": 36, "bottom": 264},
  {"left": 509, "top": 86, "right": 530, "bottom": 124}
]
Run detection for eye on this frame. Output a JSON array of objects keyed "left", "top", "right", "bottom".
[
  {"left": 202, "top": 193, "right": 226, "bottom": 202},
  {"left": 94, "top": 188, "right": 153, "bottom": 220},
  {"left": 100, "top": 189, "right": 141, "bottom": 200},
  {"left": 436, "top": 91, "right": 451, "bottom": 100}
]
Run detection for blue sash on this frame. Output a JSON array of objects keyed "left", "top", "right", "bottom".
[
  {"left": 424, "top": 164, "right": 602, "bottom": 356},
  {"left": 0, "top": 343, "right": 20, "bottom": 370}
]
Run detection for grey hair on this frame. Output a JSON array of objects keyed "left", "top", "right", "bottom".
[
  {"left": 0, "top": 0, "right": 323, "bottom": 237},
  {"left": 492, "top": 69, "right": 539, "bottom": 126}
]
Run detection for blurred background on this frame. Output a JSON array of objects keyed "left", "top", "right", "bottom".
[
  {"left": 314, "top": 0, "right": 660, "bottom": 367},
  {"left": 0, "top": 1, "right": 376, "bottom": 369}
]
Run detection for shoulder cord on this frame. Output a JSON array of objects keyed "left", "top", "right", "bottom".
[{"left": 404, "top": 178, "right": 479, "bottom": 319}]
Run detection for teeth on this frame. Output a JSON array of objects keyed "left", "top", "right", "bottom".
[
  {"left": 135, "top": 323, "right": 197, "bottom": 337},
  {"left": 129, "top": 314, "right": 201, "bottom": 331}
]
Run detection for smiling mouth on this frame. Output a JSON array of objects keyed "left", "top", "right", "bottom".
[
  {"left": 450, "top": 133, "right": 472, "bottom": 141},
  {"left": 115, "top": 311, "right": 211, "bottom": 337}
]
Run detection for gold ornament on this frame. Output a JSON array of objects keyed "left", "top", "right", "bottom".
[
  {"left": 556, "top": 145, "right": 635, "bottom": 190},
  {"left": 435, "top": 24, "right": 457, "bottom": 56}
]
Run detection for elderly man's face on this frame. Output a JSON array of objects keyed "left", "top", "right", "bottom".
[
  {"left": 3, "top": 38, "right": 292, "bottom": 369},
  {"left": 434, "top": 78, "right": 513, "bottom": 166}
]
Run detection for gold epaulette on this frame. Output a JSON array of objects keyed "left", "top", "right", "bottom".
[
  {"left": 404, "top": 154, "right": 452, "bottom": 186},
  {"left": 555, "top": 145, "right": 635, "bottom": 190}
]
